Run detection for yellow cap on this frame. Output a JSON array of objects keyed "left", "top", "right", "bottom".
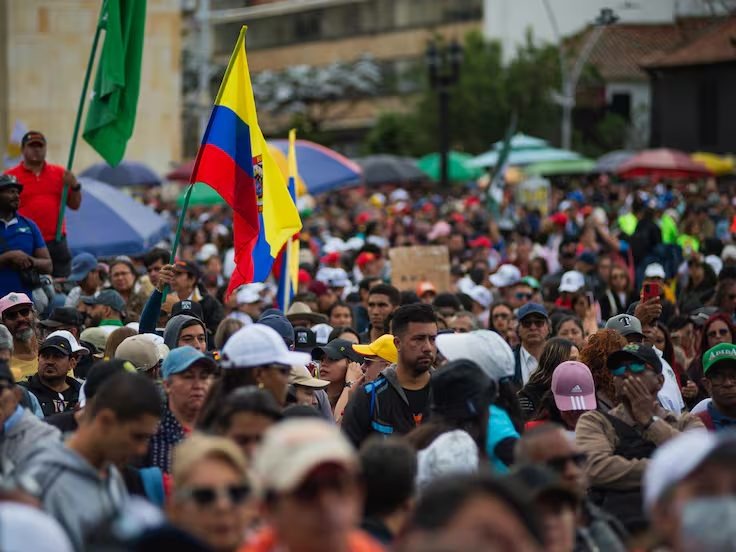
[{"left": 352, "top": 334, "right": 398, "bottom": 364}]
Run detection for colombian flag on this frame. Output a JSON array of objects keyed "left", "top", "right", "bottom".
[
  {"left": 190, "top": 26, "right": 301, "bottom": 298},
  {"left": 274, "top": 129, "right": 301, "bottom": 311}
]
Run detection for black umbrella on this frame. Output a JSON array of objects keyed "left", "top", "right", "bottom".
[
  {"left": 80, "top": 160, "right": 162, "bottom": 187},
  {"left": 355, "top": 155, "right": 425, "bottom": 185}
]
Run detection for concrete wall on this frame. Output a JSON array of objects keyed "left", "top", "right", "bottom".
[{"left": 2, "top": 0, "right": 182, "bottom": 174}]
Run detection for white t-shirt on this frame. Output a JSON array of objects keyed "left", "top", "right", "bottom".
[
  {"left": 519, "top": 346, "right": 539, "bottom": 386},
  {"left": 654, "top": 346, "right": 685, "bottom": 413}
]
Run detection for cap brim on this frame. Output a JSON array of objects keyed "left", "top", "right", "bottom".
[
  {"left": 38, "top": 319, "right": 64, "bottom": 328},
  {"left": 292, "top": 376, "right": 330, "bottom": 389},
  {"left": 39, "top": 345, "right": 72, "bottom": 356},
  {"left": 607, "top": 350, "right": 640, "bottom": 370},
  {"left": 287, "top": 313, "right": 328, "bottom": 324},
  {"left": 267, "top": 445, "right": 356, "bottom": 495},
  {"left": 351, "top": 343, "right": 376, "bottom": 357},
  {"left": 277, "top": 350, "right": 312, "bottom": 366},
  {"left": 553, "top": 392, "right": 596, "bottom": 411},
  {"left": 489, "top": 275, "right": 508, "bottom": 287}
]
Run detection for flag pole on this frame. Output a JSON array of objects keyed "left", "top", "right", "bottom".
[
  {"left": 56, "top": 0, "right": 108, "bottom": 241},
  {"left": 162, "top": 183, "right": 194, "bottom": 302}
]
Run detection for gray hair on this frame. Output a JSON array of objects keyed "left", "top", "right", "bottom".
[{"left": 0, "top": 324, "right": 13, "bottom": 352}]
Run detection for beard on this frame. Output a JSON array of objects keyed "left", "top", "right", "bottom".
[{"left": 14, "top": 327, "right": 34, "bottom": 343}]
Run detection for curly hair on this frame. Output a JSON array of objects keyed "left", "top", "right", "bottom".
[{"left": 579, "top": 329, "right": 627, "bottom": 402}]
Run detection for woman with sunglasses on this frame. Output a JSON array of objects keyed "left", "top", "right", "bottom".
[
  {"left": 687, "top": 313, "right": 736, "bottom": 407},
  {"left": 169, "top": 434, "right": 258, "bottom": 552}
]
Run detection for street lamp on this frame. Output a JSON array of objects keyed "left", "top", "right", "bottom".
[
  {"left": 545, "top": 5, "right": 618, "bottom": 150},
  {"left": 426, "top": 39, "right": 463, "bottom": 188}
]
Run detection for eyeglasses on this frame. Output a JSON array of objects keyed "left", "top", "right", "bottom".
[
  {"left": 177, "top": 484, "right": 251, "bottom": 507},
  {"left": 520, "top": 318, "right": 546, "bottom": 328},
  {"left": 707, "top": 328, "right": 730, "bottom": 339},
  {"left": 3, "top": 307, "right": 31, "bottom": 321},
  {"left": 610, "top": 362, "right": 646, "bottom": 377},
  {"left": 545, "top": 453, "right": 587, "bottom": 473},
  {"left": 515, "top": 292, "right": 533, "bottom": 300}
]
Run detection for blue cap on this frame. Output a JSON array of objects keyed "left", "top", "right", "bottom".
[
  {"left": 81, "top": 289, "right": 126, "bottom": 314},
  {"left": 257, "top": 313, "right": 295, "bottom": 347},
  {"left": 578, "top": 251, "right": 597, "bottom": 266},
  {"left": 161, "top": 346, "right": 216, "bottom": 380},
  {"left": 517, "top": 302, "right": 548, "bottom": 320},
  {"left": 68, "top": 253, "right": 98, "bottom": 282}
]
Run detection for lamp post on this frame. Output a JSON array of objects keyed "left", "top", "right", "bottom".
[
  {"left": 545, "top": 5, "right": 618, "bottom": 150},
  {"left": 426, "top": 39, "right": 463, "bottom": 188}
]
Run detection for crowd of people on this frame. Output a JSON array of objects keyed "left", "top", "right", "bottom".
[{"left": 0, "top": 130, "right": 735, "bottom": 551}]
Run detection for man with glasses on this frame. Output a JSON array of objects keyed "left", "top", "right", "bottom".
[
  {"left": 0, "top": 292, "right": 39, "bottom": 379},
  {"left": 575, "top": 343, "right": 703, "bottom": 533},
  {"left": 145, "top": 346, "right": 217, "bottom": 472},
  {"left": 513, "top": 303, "right": 550, "bottom": 387},
  {"left": 508, "top": 279, "right": 534, "bottom": 310},
  {"left": 243, "top": 418, "right": 383, "bottom": 552},
  {"left": 515, "top": 423, "right": 628, "bottom": 551},
  {"left": 696, "top": 343, "right": 736, "bottom": 431}
]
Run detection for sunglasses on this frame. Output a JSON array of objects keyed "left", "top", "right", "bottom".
[
  {"left": 520, "top": 317, "right": 546, "bottom": 328},
  {"left": 3, "top": 307, "right": 31, "bottom": 321},
  {"left": 610, "top": 362, "right": 646, "bottom": 377},
  {"left": 707, "top": 328, "right": 730, "bottom": 339},
  {"left": 515, "top": 292, "right": 533, "bottom": 300},
  {"left": 177, "top": 484, "right": 250, "bottom": 507},
  {"left": 545, "top": 453, "right": 587, "bottom": 473}
]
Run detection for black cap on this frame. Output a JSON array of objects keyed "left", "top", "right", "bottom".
[
  {"left": 0, "top": 360, "right": 15, "bottom": 385},
  {"left": 312, "top": 338, "right": 364, "bottom": 364},
  {"left": 0, "top": 174, "right": 23, "bottom": 192},
  {"left": 21, "top": 131, "right": 46, "bottom": 147},
  {"left": 39, "top": 335, "right": 74, "bottom": 357},
  {"left": 430, "top": 359, "right": 497, "bottom": 420},
  {"left": 174, "top": 260, "right": 200, "bottom": 280},
  {"left": 39, "top": 307, "right": 84, "bottom": 329},
  {"left": 293, "top": 326, "right": 317, "bottom": 353},
  {"left": 171, "top": 300, "right": 204, "bottom": 321},
  {"left": 607, "top": 343, "right": 662, "bottom": 373}
]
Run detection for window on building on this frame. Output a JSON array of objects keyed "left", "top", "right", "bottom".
[
  {"left": 698, "top": 78, "right": 718, "bottom": 147},
  {"left": 610, "top": 92, "right": 631, "bottom": 121},
  {"left": 293, "top": 10, "right": 322, "bottom": 41}
]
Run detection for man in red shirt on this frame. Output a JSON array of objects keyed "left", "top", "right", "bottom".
[{"left": 5, "top": 131, "right": 82, "bottom": 278}]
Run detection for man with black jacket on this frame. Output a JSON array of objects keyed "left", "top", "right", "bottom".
[{"left": 342, "top": 303, "right": 437, "bottom": 447}]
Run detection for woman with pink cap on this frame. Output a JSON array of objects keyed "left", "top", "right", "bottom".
[{"left": 529, "top": 361, "right": 597, "bottom": 432}]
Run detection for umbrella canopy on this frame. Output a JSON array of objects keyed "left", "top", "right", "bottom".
[
  {"left": 618, "top": 148, "right": 713, "bottom": 179},
  {"left": 468, "top": 133, "right": 583, "bottom": 169},
  {"left": 268, "top": 139, "right": 362, "bottom": 194},
  {"left": 67, "top": 178, "right": 170, "bottom": 257},
  {"left": 177, "top": 182, "right": 225, "bottom": 207},
  {"left": 417, "top": 151, "right": 482, "bottom": 183},
  {"left": 525, "top": 158, "right": 596, "bottom": 176},
  {"left": 595, "top": 150, "right": 636, "bottom": 173},
  {"left": 354, "top": 155, "right": 425, "bottom": 185},
  {"left": 692, "top": 152, "right": 735, "bottom": 176},
  {"left": 80, "top": 160, "right": 161, "bottom": 187}
]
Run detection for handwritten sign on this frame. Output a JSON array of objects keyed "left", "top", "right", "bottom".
[{"left": 389, "top": 246, "right": 450, "bottom": 292}]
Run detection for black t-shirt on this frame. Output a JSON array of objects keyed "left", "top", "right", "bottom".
[{"left": 403, "top": 384, "right": 430, "bottom": 426}]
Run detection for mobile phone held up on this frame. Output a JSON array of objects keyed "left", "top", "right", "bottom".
[{"left": 642, "top": 281, "right": 662, "bottom": 302}]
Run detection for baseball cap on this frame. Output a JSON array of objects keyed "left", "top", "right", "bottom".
[
  {"left": 115, "top": 335, "right": 160, "bottom": 371},
  {"left": 605, "top": 314, "right": 644, "bottom": 339},
  {"left": 0, "top": 503, "right": 73, "bottom": 552},
  {"left": 173, "top": 260, "right": 200, "bottom": 280},
  {"left": 607, "top": 343, "right": 662, "bottom": 373},
  {"left": 355, "top": 252, "right": 377, "bottom": 267},
  {"left": 416, "top": 281, "right": 437, "bottom": 297},
  {"left": 39, "top": 307, "right": 84, "bottom": 329},
  {"left": 293, "top": 327, "right": 317, "bottom": 353},
  {"left": 81, "top": 289, "right": 126, "bottom": 314},
  {"left": 221, "top": 324, "right": 311, "bottom": 369},
  {"left": 289, "top": 364, "right": 329, "bottom": 389},
  {"left": 195, "top": 243, "right": 219, "bottom": 263},
  {"left": 308, "top": 281, "right": 329, "bottom": 297},
  {"left": 558, "top": 270, "right": 585, "bottom": 293},
  {"left": 644, "top": 263, "right": 666, "bottom": 280},
  {"left": 0, "top": 174, "right": 23, "bottom": 192},
  {"left": 436, "top": 329, "right": 515, "bottom": 382},
  {"left": 312, "top": 338, "right": 364, "bottom": 364},
  {"left": 39, "top": 335, "right": 77, "bottom": 357},
  {"left": 252, "top": 419, "right": 357, "bottom": 496},
  {"left": 236, "top": 283, "right": 265, "bottom": 305},
  {"left": 721, "top": 244, "right": 736, "bottom": 262},
  {"left": 310, "top": 323, "right": 333, "bottom": 345},
  {"left": 517, "top": 302, "right": 548, "bottom": 321},
  {"left": 161, "top": 346, "right": 217, "bottom": 380},
  {"left": 68, "top": 253, "right": 98, "bottom": 283},
  {"left": 257, "top": 313, "right": 296, "bottom": 348},
  {"left": 430, "top": 359, "right": 497, "bottom": 420},
  {"left": 551, "top": 361, "right": 596, "bottom": 411},
  {"left": 578, "top": 251, "right": 597, "bottom": 266},
  {"left": 489, "top": 264, "right": 521, "bottom": 288},
  {"left": 326, "top": 268, "right": 351, "bottom": 289},
  {"left": 521, "top": 276, "right": 540, "bottom": 290},
  {"left": 469, "top": 236, "right": 492, "bottom": 249},
  {"left": 702, "top": 343, "right": 736, "bottom": 376},
  {"left": 352, "top": 334, "right": 398, "bottom": 364},
  {"left": 468, "top": 285, "right": 491, "bottom": 308},
  {"left": 643, "top": 430, "right": 736, "bottom": 513},
  {"left": 170, "top": 299, "right": 204, "bottom": 321},
  {"left": 21, "top": 131, "right": 46, "bottom": 147},
  {"left": 0, "top": 292, "right": 33, "bottom": 317},
  {"left": 79, "top": 327, "right": 109, "bottom": 353}
]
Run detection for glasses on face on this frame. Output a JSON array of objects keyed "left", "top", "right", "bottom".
[
  {"left": 3, "top": 307, "right": 31, "bottom": 321},
  {"left": 515, "top": 292, "right": 533, "bottom": 301},
  {"left": 520, "top": 317, "right": 546, "bottom": 329},
  {"left": 545, "top": 453, "right": 587, "bottom": 473},
  {"left": 177, "top": 484, "right": 251, "bottom": 507},
  {"left": 610, "top": 362, "right": 646, "bottom": 377},
  {"left": 707, "top": 328, "right": 730, "bottom": 340}
]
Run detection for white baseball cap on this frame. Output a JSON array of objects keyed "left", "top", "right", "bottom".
[
  {"left": 45, "top": 330, "right": 89, "bottom": 356},
  {"left": 222, "top": 324, "right": 311, "bottom": 368},
  {"left": 489, "top": 264, "right": 521, "bottom": 288},
  {"left": 0, "top": 503, "right": 73, "bottom": 552},
  {"left": 721, "top": 244, "right": 736, "bottom": 262},
  {"left": 236, "top": 283, "right": 265, "bottom": 305},
  {"left": 644, "top": 263, "right": 666, "bottom": 279},
  {"left": 558, "top": 270, "right": 585, "bottom": 293},
  {"left": 310, "top": 322, "right": 334, "bottom": 345},
  {"left": 436, "top": 329, "right": 515, "bottom": 382},
  {"left": 468, "top": 285, "right": 492, "bottom": 308}
]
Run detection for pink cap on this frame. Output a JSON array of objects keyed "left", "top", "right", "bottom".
[
  {"left": 0, "top": 292, "right": 33, "bottom": 318},
  {"left": 551, "top": 361, "right": 596, "bottom": 412}
]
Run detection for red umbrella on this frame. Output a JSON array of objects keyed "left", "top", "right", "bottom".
[
  {"left": 617, "top": 148, "right": 712, "bottom": 179},
  {"left": 166, "top": 159, "right": 195, "bottom": 182}
]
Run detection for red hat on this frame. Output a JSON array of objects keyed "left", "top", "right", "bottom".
[
  {"left": 469, "top": 236, "right": 492, "bottom": 249},
  {"left": 298, "top": 269, "right": 312, "bottom": 285},
  {"left": 355, "top": 212, "right": 372, "bottom": 225},
  {"left": 356, "top": 252, "right": 377, "bottom": 267},
  {"left": 450, "top": 213, "right": 465, "bottom": 224},
  {"left": 416, "top": 281, "right": 437, "bottom": 297},
  {"left": 465, "top": 196, "right": 481, "bottom": 207},
  {"left": 308, "top": 281, "right": 329, "bottom": 297},
  {"left": 320, "top": 252, "right": 341, "bottom": 266},
  {"left": 421, "top": 203, "right": 435, "bottom": 213},
  {"left": 550, "top": 212, "right": 568, "bottom": 226}
]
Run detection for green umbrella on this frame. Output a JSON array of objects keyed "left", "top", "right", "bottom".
[
  {"left": 524, "top": 158, "right": 595, "bottom": 176},
  {"left": 417, "top": 151, "right": 482, "bottom": 183},
  {"left": 176, "top": 182, "right": 225, "bottom": 207}
]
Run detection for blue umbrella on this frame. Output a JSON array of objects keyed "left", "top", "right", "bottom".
[
  {"left": 268, "top": 139, "right": 362, "bottom": 194},
  {"left": 80, "top": 160, "right": 162, "bottom": 187},
  {"left": 67, "top": 178, "right": 170, "bottom": 257}
]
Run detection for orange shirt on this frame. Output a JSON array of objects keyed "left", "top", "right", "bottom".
[
  {"left": 6, "top": 162, "right": 67, "bottom": 241},
  {"left": 240, "top": 527, "right": 385, "bottom": 552}
]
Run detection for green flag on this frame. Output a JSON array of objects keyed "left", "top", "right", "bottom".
[{"left": 83, "top": 0, "right": 146, "bottom": 166}]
